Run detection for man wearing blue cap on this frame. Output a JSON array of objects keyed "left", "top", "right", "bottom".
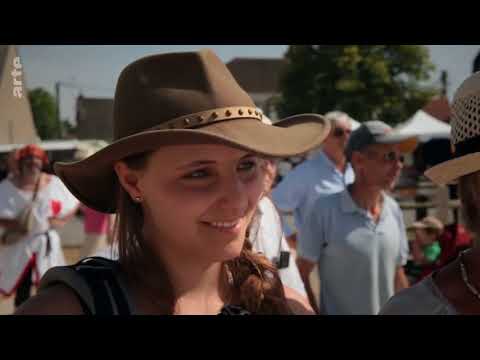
[{"left": 296, "top": 121, "right": 417, "bottom": 315}]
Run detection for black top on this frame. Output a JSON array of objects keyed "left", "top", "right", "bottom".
[{"left": 40, "top": 256, "right": 250, "bottom": 315}]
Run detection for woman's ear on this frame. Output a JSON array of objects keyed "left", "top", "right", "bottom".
[{"left": 114, "top": 161, "right": 143, "bottom": 202}]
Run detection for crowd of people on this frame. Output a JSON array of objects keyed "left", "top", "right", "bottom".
[{"left": 0, "top": 48, "right": 479, "bottom": 315}]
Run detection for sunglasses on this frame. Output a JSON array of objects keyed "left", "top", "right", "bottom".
[
  {"left": 333, "top": 127, "right": 352, "bottom": 138},
  {"left": 364, "top": 150, "right": 404, "bottom": 163},
  {"left": 380, "top": 151, "right": 404, "bottom": 163}
]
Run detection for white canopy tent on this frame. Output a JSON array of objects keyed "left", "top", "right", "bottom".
[
  {"left": 0, "top": 139, "right": 109, "bottom": 154},
  {"left": 0, "top": 140, "right": 80, "bottom": 153},
  {"left": 395, "top": 110, "right": 451, "bottom": 142},
  {"left": 350, "top": 117, "right": 361, "bottom": 131}
]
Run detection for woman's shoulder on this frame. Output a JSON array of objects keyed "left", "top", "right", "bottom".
[
  {"left": 15, "top": 260, "right": 94, "bottom": 315},
  {"left": 283, "top": 285, "right": 315, "bottom": 315},
  {"left": 17, "top": 257, "right": 130, "bottom": 315},
  {"left": 15, "top": 283, "right": 85, "bottom": 315},
  {"left": 379, "top": 276, "right": 456, "bottom": 315}
]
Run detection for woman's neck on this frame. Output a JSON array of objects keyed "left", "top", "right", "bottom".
[
  {"left": 171, "top": 262, "right": 228, "bottom": 315},
  {"left": 142, "top": 236, "right": 231, "bottom": 314}
]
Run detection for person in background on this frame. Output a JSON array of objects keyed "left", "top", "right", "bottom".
[
  {"left": 73, "top": 146, "right": 115, "bottom": 258},
  {"left": 272, "top": 111, "right": 355, "bottom": 249},
  {"left": 297, "top": 121, "right": 416, "bottom": 314},
  {"left": 79, "top": 205, "right": 114, "bottom": 258},
  {"left": 410, "top": 216, "right": 444, "bottom": 281},
  {"left": 0, "top": 149, "right": 20, "bottom": 182},
  {"left": 0, "top": 144, "right": 79, "bottom": 308},
  {"left": 380, "top": 71, "right": 480, "bottom": 315},
  {"left": 251, "top": 114, "right": 307, "bottom": 296}
]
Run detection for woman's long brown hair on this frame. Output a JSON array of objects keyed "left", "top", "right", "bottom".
[{"left": 113, "top": 152, "right": 292, "bottom": 314}]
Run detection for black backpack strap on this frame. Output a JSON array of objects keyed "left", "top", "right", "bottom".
[
  {"left": 99, "top": 269, "right": 131, "bottom": 315},
  {"left": 75, "top": 259, "right": 131, "bottom": 315},
  {"left": 39, "top": 264, "right": 96, "bottom": 314},
  {"left": 39, "top": 257, "right": 133, "bottom": 315},
  {"left": 218, "top": 305, "right": 250, "bottom": 315}
]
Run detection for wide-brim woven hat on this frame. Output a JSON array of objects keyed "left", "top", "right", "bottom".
[
  {"left": 54, "top": 49, "right": 331, "bottom": 213},
  {"left": 425, "top": 71, "right": 480, "bottom": 185},
  {"left": 411, "top": 216, "right": 444, "bottom": 233}
]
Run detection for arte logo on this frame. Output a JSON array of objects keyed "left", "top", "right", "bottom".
[{"left": 11, "top": 56, "right": 23, "bottom": 98}]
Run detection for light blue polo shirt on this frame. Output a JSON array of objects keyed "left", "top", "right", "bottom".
[
  {"left": 298, "top": 188, "right": 409, "bottom": 315},
  {"left": 272, "top": 151, "right": 354, "bottom": 236}
]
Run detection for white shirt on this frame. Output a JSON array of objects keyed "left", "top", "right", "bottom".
[
  {"left": 249, "top": 197, "right": 307, "bottom": 297},
  {"left": 0, "top": 176, "right": 79, "bottom": 295}
]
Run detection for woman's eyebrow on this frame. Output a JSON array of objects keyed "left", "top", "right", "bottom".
[
  {"left": 176, "top": 160, "right": 216, "bottom": 170},
  {"left": 175, "top": 153, "right": 255, "bottom": 170}
]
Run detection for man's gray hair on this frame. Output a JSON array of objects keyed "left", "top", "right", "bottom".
[{"left": 324, "top": 111, "right": 352, "bottom": 127}]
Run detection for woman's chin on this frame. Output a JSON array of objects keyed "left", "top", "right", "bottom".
[{"left": 211, "top": 239, "right": 245, "bottom": 262}]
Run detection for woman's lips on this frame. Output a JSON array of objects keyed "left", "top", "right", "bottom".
[{"left": 201, "top": 219, "right": 243, "bottom": 234}]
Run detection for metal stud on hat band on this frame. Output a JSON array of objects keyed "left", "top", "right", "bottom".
[{"left": 152, "top": 106, "right": 263, "bottom": 131}]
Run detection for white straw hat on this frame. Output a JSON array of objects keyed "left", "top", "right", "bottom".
[
  {"left": 411, "top": 216, "right": 444, "bottom": 233},
  {"left": 425, "top": 71, "right": 480, "bottom": 184}
]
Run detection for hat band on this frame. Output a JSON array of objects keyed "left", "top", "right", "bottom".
[
  {"left": 150, "top": 106, "right": 263, "bottom": 131},
  {"left": 453, "top": 135, "right": 480, "bottom": 158}
]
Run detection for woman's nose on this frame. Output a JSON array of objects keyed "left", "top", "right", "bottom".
[{"left": 216, "top": 175, "right": 249, "bottom": 216}]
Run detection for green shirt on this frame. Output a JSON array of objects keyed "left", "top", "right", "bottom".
[{"left": 422, "top": 241, "right": 441, "bottom": 263}]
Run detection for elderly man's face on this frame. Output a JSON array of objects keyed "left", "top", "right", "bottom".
[
  {"left": 353, "top": 143, "right": 404, "bottom": 191},
  {"left": 324, "top": 118, "right": 352, "bottom": 157}
]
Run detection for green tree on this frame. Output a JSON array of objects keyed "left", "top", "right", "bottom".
[
  {"left": 28, "top": 87, "right": 61, "bottom": 139},
  {"left": 277, "top": 45, "right": 439, "bottom": 126}
]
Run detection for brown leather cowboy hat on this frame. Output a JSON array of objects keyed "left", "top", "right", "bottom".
[{"left": 54, "top": 49, "right": 331, "bottom": 213}]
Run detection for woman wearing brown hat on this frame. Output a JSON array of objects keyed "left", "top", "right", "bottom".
[
  {"left": 380, "top": 72, "right": 480, "bottom": 315},
  {"left": 15, "top": 50, "right": 330, "bottom": 315}
]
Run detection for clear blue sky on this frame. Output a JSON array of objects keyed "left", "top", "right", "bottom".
[{"left": 17, "top": 45, "right": 480, "bottom": 125}]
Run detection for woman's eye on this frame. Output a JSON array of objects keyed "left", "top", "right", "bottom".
[
  {"left": 238, "top": 160, "right": 257, "bottom": 172},
  {"left": 184, "top": 169, "right": 209, "bottom": 179}
]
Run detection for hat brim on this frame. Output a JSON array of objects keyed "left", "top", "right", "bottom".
[
  {"left": 375, "top": 134, "right": 419, "bottom": 154},
  {"left": 424, "top": 152, "right": 480, "bottom": 185},
  {"left": 411, "top": 222, "right": 427, "bottom": 229},
  {"left": 55, "top": 115, "right": 330, "bottom": 213}
]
